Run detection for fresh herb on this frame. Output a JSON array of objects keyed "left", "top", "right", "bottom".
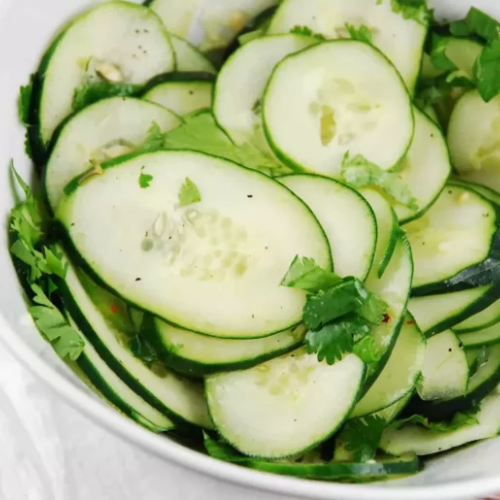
[
  {"left": 139, "top": 166, "right": 153, "bottom": 189},
  {"left": 135, "top": 122, "right": 166, "bottom": 154},
  {"left": 353, "top": 335, "right": 385, "bottom": 363},
  {"left": 18, "top": 75, "right": 34, "bottom": 126},
  {"left": 390, "top": 0, "right": 431, "bottom": 25},
  {"left": 475, "top": 40, "right": 500, "bottom": 102},
  {"left": 72, "top": 81, "right": 140, "bottom": 112},
  {"left": 280, "top": 256, "right": 342, "bottom": 293},
  {"left": 179, "top": 177, "right": 202, "bottom": 207},
  {"left": 345, "top": 23, "right": 373, "bottom": 45},
  {"left": 290, "top": 25, "right": 326, "bottom": 41},
  {"left": 336, "top": 416, "right": 387, "bottom": 462},
  {"left": 455, "top": 7, "right": 500, "bottom": 43},
  {"left": 430, "top": 35, "right": 457, "bottom": 72},
  {"left": 449, "top": 20, "right": 472, "bottom": 38},
  {"left": 390, "top": 410, "right": 479, "bottom": 433},
  {"left": 342, "top": 153, "right": 419, "bottom": 211},
  {"left": 357, "top": 291, "right": 389, "bottom": 324}
]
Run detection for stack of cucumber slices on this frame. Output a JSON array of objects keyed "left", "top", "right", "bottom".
[{"left": 11, "top": 0, "right": 500, "bottom": 484}]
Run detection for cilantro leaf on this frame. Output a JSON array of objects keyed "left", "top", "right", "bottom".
[
  {"left": 178, "top": 177, "right": 201, "bottom": 207},
  {"left": 290, "top": 25, "right": 326, "bottom": 41},
  {"left": 357, "top": 291, "right": 389, "bottom": 324},
  {"left": 72, "top": 81, "right": 140, "bottom": 112},
  {"left": 135, "top": 122, "right": 166, "bottom": 155},
  {"left": 353, "top": 335, "right": 384, "bottom": 363},
  {"left": 390, "top": 410, "right": 479, "bottom": 433},
  {"left": 44, "top": 247, "right": 68, "bottom": 279},
  {"left": 342, "top": 153, "right": 419, "bottom": 211},
  {"left": 139, "top": 166, "right": 153, "bottom": 189},
  {"left": 475, "top": 40, "right": 500, "bottom": 102},
  {"left": 345, "top": 23, "right": 373, "bottom": 44},
  {"left": 390, "top": 0, "right": 431, "bottom": 24},
  {"left": 430, "top": 35, "right": 458, "bottom": 72},
  {"left": 18, "top": 74, "right": 34, "bottom": 126},
  {"left": 449, "top": 20, "right": 472, "bottom": 37},
  {"left": 306, "top": 324, "right": 354, "bottom": 364},
  {"left": 281, "top": 256, "right": 341, "bottom": 292},
  {"left": 336, "top": 416, "right": 386, "bottom": 462},
  {"left": 463, "top": 7, "right": 500, "bottom": 43}
]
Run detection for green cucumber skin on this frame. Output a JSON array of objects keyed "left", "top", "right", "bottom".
[
  {"left": 143, "top": 317, "right": 303, "bottom": 377},
  {"left": 378, "top": 209, "right": 399, "bottom": 278},
  {"left": 141, "top": 71, "right": 216, "bottom": 97}
]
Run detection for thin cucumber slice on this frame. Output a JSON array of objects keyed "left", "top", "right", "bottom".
[
  {"left": 407, "top": 344, "right": 500, "bottom": 420},
  {"left": 147, "top": 320, "right": 306, "bottom": 377},
  {"left": 351, "top": 316, "right": 425, "bottom": 418},
  {"left": 458, "top": 323, "right": 500, "bottom": 348},
  {"left": 451, "top": 178, "right": 500, "bottom": 206},
  {"left": 360, "top": 189, "right": 398, "bottom": 279},
  {"left": 171, "top": 35, "right": 216, "bottom": 74},
  {"left": 70, "top": 318, "right": 174, "bottom": 432},
  {"left": 392, "top": 107, "right": 451, "bottom": 223},
  {"left": 380, "top": 391, "right": 500, "bottom": 456},
  {"left": 417, "top": 330, "right": 468, "bottom": 401},
  {"left": 213, "top": 34, "right": 316, "bottom": 146},
  {"left": 267, "top": 0, "right": 427, "bottom": 92},
  {"left": 279, "top": 174, "right": 377, "bottom": 280},
  {"left": 420, "top": 53, "right": 443, "bottom": 81},
  {"left": 409, "top": 285, "right": 500, "bottom": 337},
  {"left": 263, "top": 41, "right": 414, "bottom": 178},
  {"left": 57, "top": 151, "right": 331, "bottom": 339},
  {"left": 206, "top": 348, "right": 365, "bottom": 458},
  {"left": 60, "top": 265, "right": 213, "bottom": 429},
  {"left": 374, "top": 391, "right": 413, "bottom": 424},
  {"left": 405, "top": 185, "right": 500, "bottom": 295},
  {"left": 44, "top": 97, "right": 180, "bottom": 211},
  {"left": 454, "top": 297, "right": 500, "bottom": 334},
  {"left": 146, "top": 0, "right": 202, "bottom": 39},
  {"left": 144, "top": 80, "right": 214, "bottom": 116},
  {"left": 32, "top": 2, "right": 175, "bottom": 158}
]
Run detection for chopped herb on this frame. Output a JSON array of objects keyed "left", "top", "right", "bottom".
[
  {"left": 281, "top": 256, "right": 342, "bottom": 293},
  {"left": 178, "top": 177, "right": 201, "bottom": 207},
  {"left": 390, "top": 410, "right": 479, "bottom": 433},
  {"left": 139, "top": 166, "right": 153, "bottom": 189},
  {"left": 353, "top": 335, "right": 384, "bottom": 363},
  {"left": 134, "top": 122, "right": 166, "bottom": 154},
  {"left": 475, "top": 40, "right": 500, "bottom": 102},
  {"left": 345, "top": 23, "right": 373, "bottom": 44},
  {"left": 290, "top": 25, "right": 326, "bottom": 41},
  {"left": 18, "top": 74, "right": 34, "bottom": 126},
  {"left": 390, "top": 0, "right": 431, "bottom": 24},
  {"left": 72, "top": 80, "right": 140, "bottom": 112},
  {"left": 306, "top": 321, "right": 358, "bottom": 365},
  {"left": 460, "top": 7, "right": 500, "bottom": 43},
  {"left": 430, "top": 35, "right": 458, "bottom": 72}
]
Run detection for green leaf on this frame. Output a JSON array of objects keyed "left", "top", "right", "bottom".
[
  {"left": 72, "top": 81, "right": 140, "bottom": 112},
  {"left": 390, "top": 0, "right": 431, "bottom": 24},
  {"left": 178, "top": 177, "right": 201, "bottom": 207},
  {"left": 135, "top": 122, "right": 166, "bottom": 154},
  {"left": 44, "top": 247, "right": 68, "bottom": 279},
  {"left": 342, "top": 153, "right": 419, "bottom": 211},
  {"left": 345, "top": 23, "right": 373, "bottom": 44},
  {"left": 353, "top": 335, "right": 384, "bottom": 363},
  {"left": 430, "top": 35, "right": 458, "bottom": 72},
  {"left": 18, "top": 74, "right": 34, "bottom": 125},
  {"left": 290, "top": 25, "right": 326, "bottom": 41},
  {"left": 449, "top": 20, "right": 472, "bottom": 37},
  {"left": 464, "top": 7, "right": 500, "bottom": 42},
  {"left": 139, "top": 166, "right": 153, "bottom": 189},
  {"left": 390, "top": 410, "right": 479, "bottom": 433},
  {"left": 281, "top": 256, "right": 341, "bottom": 292},
  {"left": 357, "top": 292, "right": 389, "bottom": 325},
  {"left": 336, "top": 416, "right": 387, "bottom": 462},
  {"left": 475, "top": 40, "right": 500, "bottom": 102}
]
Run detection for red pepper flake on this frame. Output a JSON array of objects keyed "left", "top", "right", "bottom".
[
  {"left": 110, "top": 304, "right": 118, "bottom": 314},
  {"left": 382, "top": 313, "right": 391, "bottom": 323},
  {"left": 406, "top": 320, "right": 414, "bottom": 325}
]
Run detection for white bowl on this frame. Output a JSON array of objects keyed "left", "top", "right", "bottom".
[{"left": 1, "top": 1, "right": 500, "bottom": 499}]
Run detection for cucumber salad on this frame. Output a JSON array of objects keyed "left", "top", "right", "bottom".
[{"left": 10, "top": 0, "right": 500, "bottom": 484}]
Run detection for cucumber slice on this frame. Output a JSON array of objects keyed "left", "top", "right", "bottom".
[
  {"left": 144, "top": 79, "right": 214, "bottom": 116},
  {"left": 351, "top": 316, "right": 425, "bottom": 418},
  {"left": 146, "top": 0, "right": 202, "bottom": 40},
  {"left": 451, "top": 178, "right": 500, "bottom": 206},
  {"left": 454, "top": 297, "right": 500, "bottom": 334},
  {"left": 44, "top": 97, "right": 180, "bottom": 211},
  {"left": 409, "top": 285, "right": 500, "bottom": 337},
  {"left": 32, "top": 2, "right": 175, "bottom": 158},
  {"left": 437, "top": 37, "right": 483, "bottom": 82},
  {"left": 267, "top": 0, "right": 427, "bottom": 92},
  {"left": 57, "top": 151, "right": 331, "bottom": 339},
  {"left": 417, "top": 330, "right": 468, "bottom": 401},
  {"left": 214, "top": 34, "right": 316, "bottom": 146},
  {"left": 392, "top": 107, "right": 451, "bottom": 223},
  {"left": 60, "top": 265, "right": 214, "bottom": 429},
  {"left": 279, "top": 174, "right": 376, "bottom": 280},
  {"left": 171, "top": 35, "right": 216, "bottom": 74},
  {"left": 380, "top": 391, "right": 500, "bottom": 457},
  {"left": 374, "top": 391, "right": 414, "bottom": 424},
  {"left": 206, "top": 348, "right": 365, "bottom": 458},
  {"left": 405, "top": 185, "right": 500, "bottom": 295},
  {"left": 147, "top": 320, "right": 306, "bottom": 377},
  {"left": 458, "top": 323, "right": 500, "bottom": 348},
  {"left": 263, "top": 41, "right": 414, "bottom": 178},
  {"left": 360, "top": 189, "right": 398, "bottom": 279}
]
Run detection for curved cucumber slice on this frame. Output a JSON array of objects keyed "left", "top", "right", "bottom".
[
  {"left": 417, "top": 330, "right": 468, "bottom": 401},
  {"left": 405, "top": 184, "right": 500, "bottom": 295},
  {"left": 267, "top": 0, "right": 427, "bottom": 92},
  {"left": 263, "top": 41, "right": 414, "bottom": 178},
  {"left": 458, "top": 323, "right": 500, "bottom": 348},
  {"left": 45, "top": 97, "right": 180, "bottom": 211},
  {"left": 374, "top": 391, "right": 413, "bottom": 424},
  {"left": 393, "top": 108, "right": 451, "bottom": 223},
  {"left": 214, "top": 34, "right": 316, "bottom": 146},
  {"left": 57, "top": 151, "right": 331, "bottom": 339},
  {"left": 147, "top": 320, "right": 306, "bottom": 376},
  {"left": 454, "top": 297, "right": 500, "bottom": 334},
  {"left": 279, "top": 174, "right": 376, "bottom": 280},
  {"left": 171, "top": 35, "right": 216, "bottom": 74},
  {"left": 206, "top": 348, "right": 365, "bottom": 458},
  {"left": 351, "top": 316, "right": 425, "bottom": 418},
  {"left": 34, "top": 2, "right": 175, "bottom": 155},
  {"left": 451, "top": 178, "right": 500, "bottom": 206},
  {"left": 146, "top": 0, "right": 203, "bottom": 40},
  {"left": 60, "top": 265, "right": 213, "bottom": 429},
  {"left": 380, "top": 391, "right": 500, "bottom": 456}
]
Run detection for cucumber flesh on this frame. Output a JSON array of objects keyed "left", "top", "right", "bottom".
[
  {"left": 57, "top": 151, "right": 331, "bottom": 339},
  {"left": 206, "top": 348, "right": 365, "bottom": 458},
  {"left": 374, "top": 391, "right": 413, "bottom": 424},
  {"left": 263, "top": 41, "right": 414, "bottom": 177},
  {"left": 454, "top": 297, "right": 500, "bottom": 334},
  {"left": 45, "top": 97, "right": 180, "bottom": 210},
  {"left": 148, "top": 0, "right": 203, "bottom": 40},
  {"left": 279, "top": 174, "right": 377, "bottom": 280},
  {"left": 458, "top": 323, "right": 500, "bottom": 348},
  {"left": 171, "top": 35, "right": 216, "bottom": 74}
]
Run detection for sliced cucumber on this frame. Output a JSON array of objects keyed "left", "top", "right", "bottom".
[
  {"left": 57, "top": 151, "right": 331, "bottom": 339},
  {"left": 380, "top": 391, "right": 500, "bottom": 456},
  {"left": 417, "top": 330, "right": 468, "bottom": 401},
  {"left": 263, "top": 41, "right": 414, "bottom": 178},
  {"left": 351, "top": 317, "right": 425, "bottom": 418},
  {"left": 374, "top": 391, "right": 414, "bottom": 424},
  {"left": 360, "top": 189, "right": 398, "bottom": 278},
  {"left": 32, "top": 2, "right": 175, "bottom": 158},
  {"left": 409, "top": 285, "right": 500, "bottom": 337},
  {"left": 279, "top": 174, "right": 376, "bottom": 280},
  {"left": 451, "top": 178, "right": 500, "bottom": 206},
  {"left": 44, "top": 97, "right": 180, "bottom": 211},
  {"left": 171, "top": 35, "right": 216, "bottom": 74},
  {"left": 146, "top": 320, "right": 306, "bottom": 377},
  {"left": 405, "top": 185, "right": 500, "bottom": 295},
  {"left": 267, "top": 0, "right": 427, "bottom": 92},
  {"left": 392, "top": 107, "right": 451, "bottom": 223},
  {"left": 214, "top": 34, "right": 316, "bottom": 146},
  {"left": 146, "top": 0, "right": 202, "bottom": 40},
  {"left": 458, "top": 324, "right": 500, "bottom": 348},
  {"left": 206, "top": 348, "right": 365, "bottom": 458},
  {"left": 143, "top": 79, "right": 214, "bottom": 116},
  {"left": 454, "top": 298, "right": 500, "bottom": 334}
]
